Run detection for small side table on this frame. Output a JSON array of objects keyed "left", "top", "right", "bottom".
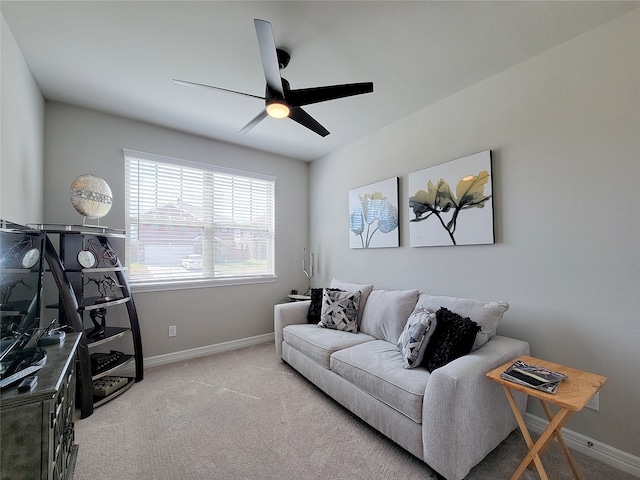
[
  {"left": 287, "top": 294, "right": 311, "bottom": 302},
  {"left": 486, "top": 355, "right": 607, "bottom": 480}
]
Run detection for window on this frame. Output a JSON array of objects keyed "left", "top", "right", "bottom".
[{"left": 124, "top": 149, "right": 276, "bottom": 290}]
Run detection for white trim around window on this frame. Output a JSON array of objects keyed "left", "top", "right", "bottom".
[{"left": 123, "top": 149, "right": 276, "bottom": 290}]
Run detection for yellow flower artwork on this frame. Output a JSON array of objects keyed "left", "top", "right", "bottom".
[{"left": 408, "top": 151, "right": 494, "bottom": 247}]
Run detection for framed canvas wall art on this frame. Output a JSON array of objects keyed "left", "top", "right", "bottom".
[
  {"left": 408, "top": 150, "right": 494, "bottom": 247},
  {"left": 349, "top": 177, "right": 399, "bottom": 249}
]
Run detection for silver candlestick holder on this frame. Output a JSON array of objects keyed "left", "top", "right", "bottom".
[{"left": 303, "top": 248, "right": 315, "bottom": 295}]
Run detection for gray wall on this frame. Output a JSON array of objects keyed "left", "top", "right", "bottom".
[
  {"left": 3, "top": 5, "right": 638, "bottom": 462},
  {"left": 0, "top": 16, "right": 44, "bottom": 224},
  {"left": 43, "top": 102, "right": 309, "bottom": 358},
  {"left": 309, "top": 10, "right": 639, "bottom": 456}
]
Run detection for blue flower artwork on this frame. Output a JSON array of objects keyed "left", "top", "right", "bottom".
[{"left": 349, "top": 177, "right": 399, "bottom": 249}]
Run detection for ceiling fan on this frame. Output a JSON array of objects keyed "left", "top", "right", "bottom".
[{"left": 173, "top": 19, "right": 374, "bottom": 137}]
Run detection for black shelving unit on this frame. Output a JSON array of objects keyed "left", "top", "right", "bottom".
[{"left": 39, "top": 224, "right": 143, "bottom": 418}]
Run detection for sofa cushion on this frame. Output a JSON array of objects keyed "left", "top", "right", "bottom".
[
  {"left": 416, "top": 293, "right": 508, "bottom": 351},
  {"left": 422, "top": 308, "right": 480, "bottom": 372},
  {"left": 330, "top": 278, "right": 374, "bottom": 321},
  {"left": 397, "top": 306, "right": 437, "bottom": 369},
  {"left": 360, "top": 289, "right": 420, "bottom": 344},
  {"left": 319, "top": 288, "right": 361, "bottom": 333},
  {"left": 283, "top": 324, "right": 376, "bottom": 369},
  {"left": 330, "top": 340, "right": 429, "bottom": 423}
]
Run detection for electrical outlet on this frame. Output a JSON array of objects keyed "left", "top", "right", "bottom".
[
  {"left": 585, "top": 392, "right": 599, "bottom": 411},
  {"left": 168, "top": 325, "right": 177, "bottom": 337}
]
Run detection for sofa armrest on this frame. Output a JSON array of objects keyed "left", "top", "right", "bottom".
[
  {"left": 274, "top": 300, "right": 311, "bottom": 358},
  {"left": 422, "top": 336, "right": 530, "bottom": 480}
]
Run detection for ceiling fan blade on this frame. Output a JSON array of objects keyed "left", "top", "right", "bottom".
[
  {"left": 173, "top": 79, "right": 265, "bottom": 100},
  {"left": 287, "top": 82, "right": 374, "bottom": 107},
  {"left": 239, "top": 109, "right": 269, "bottom": 134},
  {"left": 289, "top": 107, "right": 330, "bottom": 137},
  {"left": 254, "top": 19, "right": 284, "bottom": 97}
]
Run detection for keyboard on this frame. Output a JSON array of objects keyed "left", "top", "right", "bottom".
[{"left": 0, "top": 364, "right": 44, "bottom": 389}]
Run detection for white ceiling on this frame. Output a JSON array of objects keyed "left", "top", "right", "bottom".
[{"left": 2, "top": 1, "right": 638, "bottom": 161}]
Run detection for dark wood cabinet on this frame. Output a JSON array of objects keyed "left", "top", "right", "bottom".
[{"left": 0, "top": 333, "right": 81, "bottom": 480}]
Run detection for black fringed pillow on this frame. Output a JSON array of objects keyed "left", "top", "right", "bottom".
[
  {"left": 422, "top": 307, "right": 480, "bottom": 372},
  {"left": 307, "top": 288, "right": 324, "bottom": 324}
]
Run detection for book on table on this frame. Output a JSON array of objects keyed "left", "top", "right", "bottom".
[{"left": 501, "top": 360, "right": 567, "bottom": 394}]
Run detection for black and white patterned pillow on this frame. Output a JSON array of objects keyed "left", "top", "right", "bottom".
[
  {"left": 397, "top": 306, "right": 437, "bottom": 368},
  {"left": 318, "top": 288, "right": 361, "bottom": 333}
]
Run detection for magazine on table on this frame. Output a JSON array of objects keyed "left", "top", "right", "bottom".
[{"left": 500, "top": 360, "right": 567, "bottom": 394}]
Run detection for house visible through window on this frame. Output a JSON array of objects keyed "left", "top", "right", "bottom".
[{"left": 123, "top": 149, "right": 275, "bottom": 289}]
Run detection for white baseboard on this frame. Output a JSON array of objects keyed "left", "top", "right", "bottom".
[
  {"left": 135, "top": 333, "right": 275, "bottom": 371},
  {"left": 525, "top": 413, "right": 640, "bottom": 477}
]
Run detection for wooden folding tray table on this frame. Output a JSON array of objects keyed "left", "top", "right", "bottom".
[{"left": 486, "top": 355, "right": 607, "bottom": 480}]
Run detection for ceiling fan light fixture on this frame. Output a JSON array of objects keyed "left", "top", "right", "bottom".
[
  {"left": 266, "top": 100, "right": 290, "bottom": 119},
  {"left": 175, "top": 20, "right": 371, "bottom": 137}
]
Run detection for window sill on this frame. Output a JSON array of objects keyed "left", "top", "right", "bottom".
[{"left": 130, "top": 275, "right": 278, "bottom": 293}]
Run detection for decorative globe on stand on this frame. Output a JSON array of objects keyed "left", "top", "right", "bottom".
[{"left": 69, "top": 174, "right": 113, "bottom": 225}]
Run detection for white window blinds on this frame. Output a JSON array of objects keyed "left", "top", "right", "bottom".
[{"left": 123, "top": 149, "right": 275, "bottom": 287}]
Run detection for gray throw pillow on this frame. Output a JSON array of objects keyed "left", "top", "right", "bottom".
[
  {"left": 397, "top": 306, "right": 437, "bottom": 369},
  {"left": 360, "top": 289, "right": 420, "bottom": 344},
  {"left": 318, "top": 288, "right": 361, "bottom": 333},
  {"left": 330, "top": 278, "right": 373, "bottom": 322}
]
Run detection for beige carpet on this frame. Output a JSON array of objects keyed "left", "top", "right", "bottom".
[{"left": 74, "top": 343, "right": 634, "bottom": 480}]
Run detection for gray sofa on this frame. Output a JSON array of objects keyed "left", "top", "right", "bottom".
[{"left": 274, "top": 280, "right": 529, "bottom": 480}]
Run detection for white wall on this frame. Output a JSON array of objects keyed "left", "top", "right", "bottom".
[
  {"left": 43, "top": 102, "right": 309, "bottom": 358},
  {"left": 309, "top": 10, "right": 640, "bottom": 456},
  {"left": 0, "top": 15, "right": 44, "bottom": 224}
]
